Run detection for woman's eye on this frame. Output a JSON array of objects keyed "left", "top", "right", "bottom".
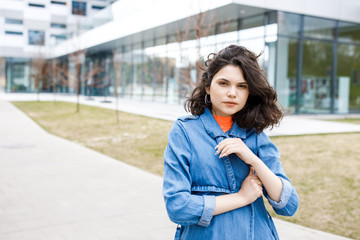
[
  {"left": 238, "top": 85, "right": 247, "bottom": 89},
  {"left": 219, "top": 82, "right": 227, "bottom": 86}
]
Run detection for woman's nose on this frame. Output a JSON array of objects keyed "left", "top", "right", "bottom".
[{"left": 227, "top": 87, "right": 236, "bottom": 97}]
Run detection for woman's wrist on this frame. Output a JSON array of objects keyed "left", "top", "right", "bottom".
[
  {"left": 249, "top": 156, "right": 262, "bottom": 169},
  {"left": 236, "top": 190, "right": 250, "bottom": 206},
  {"left": 240, "top": 151, "right": 261, "bottom": 167}
]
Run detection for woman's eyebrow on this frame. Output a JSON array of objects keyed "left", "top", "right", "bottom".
[
  {"left": 216, "top": 78, "right": 230, "bottom": 82},
  {"left": 216, "top": 78, "right": 248, "bottom": 84}
]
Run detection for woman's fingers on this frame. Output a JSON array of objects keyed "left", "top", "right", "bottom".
[
  {"left": 216, "top": 140, "right": 239, "bottom": 157},
  {"left": 215, "top": 139, "right": 229, "bottom": 152},
  {"left": 218, "top": 145, "right": 236, "bottom": 158},
  {"left": 215, "top": 138, "right": 238, "bottom": 150},
  {"left": 241, "top": 173, "right": 264, "bottom": 201},
  {"left": 249, "top": 172, "right": 263, "bottom": 187},
  {"left": 251, "top": 177, "right": 263, "bottom": 196}
]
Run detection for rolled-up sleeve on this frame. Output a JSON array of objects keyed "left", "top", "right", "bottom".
[
  {"left": 257, "top": 132, "right": 299, "bottom": 216},
  {"left": 163, "top": 120, "right": 216, "bottom": 227},
  {"left": 198, "top": 195, "right": 216, "bottom": 227}
]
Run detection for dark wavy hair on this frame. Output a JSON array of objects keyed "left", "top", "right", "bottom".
[{"left": 185, "top": 45, "right": 283, "bottom": 133}]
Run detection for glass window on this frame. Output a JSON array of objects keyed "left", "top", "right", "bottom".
[
  {"left": 72, "top": 1, "right": 87, "bottom": 16},
  {"left": 216, "top": 31, "right": 238, "bottom": 47},
  {"left": 121, "top": 46, "right": 132, "bottom": 96},
  {"left": 165, "top": 44, "right": 178, "bottom": 104},
  {"left": 217, "top": 20, "right": 237, "bottom": 35},
  {"left": 156, "top": 37, "right": 166, "bottom": 46},
  {"left": 304, "top": 16, "right": 336, "bottom": 40},
  {"left": 167, "top": 34, "right": 178, "bottom": 45},
  {"left": 275, "top": 37, "right": 299, "bottom": 113},
  {"left": 28, "top": 30, "right": 45, "bottom": 45},
  {"left": 192, "top": 24, "right": 214, "bottom": 40},
  {"left": 267, "top": 11, "right": 277, "bottom": 25},
  {"left": 5, "top": 18, "right": 23, "bottom": 25},
  {"left": 300, "top": 40, "right": 333, "bottom": 113},
  {"left": 264, "top": 9, "right": 278, "bottom": 43},
  {"left": 143, "top": 46, "right": 155, "bottom": 99},
  {"left": 51, "top": 23, "right": 66, "bottom": 29},
  {"left": 9, "top": 63, "right": 28, "bottom": 92},
  {"left": 131, "top": 43, "right": 142, "bottom": 98},
  {"left": 239, "top": 15, "right": 265, "bottom": 41},
  {"left": 51, "top": 1, "right": 66, "bottom": 5},
  {"left": 5, "top": 31, "right": 23, "bottom": 35},
  {"left": 277, "top": 12, "right": 301, "bottom": 37},
  {"left": 241, "top": 15, "right": 264, "bottom": 30},
  {"left": 200, "top": 35, "right": 216, "bottom": 49},
  {"left": 336, "top": 44, "right": 360, "bottom": 113},
  {"left": 151, "top": 44, "right": 167, "bottom": 102},
  {"left": 144, "top": 39, "right": 154, "bottom": 49},
  {"left": 215, "top": 20, "right": 238, "bottom": 46},
  {"left": 51, "top": 34, "right": 67, "bottom": 43},
  {"left": 28, "top": 3, "right": 45, "bottom": 8},
  {"left": 175, "top": 39, "right": 199, "bottom": 98},
  {"left": 338, "top": 21, "right": 360, "bottom": 44},
  {"left": 239, "top": 26, "right": 264, "bottom": 41},
  {"left": 263, "top": 41, "right": 276, "bottom": 87},
  {"left": 265, "top": 23, "right": 278, "bottom": 43},
  {"left": 92, "top": 5, "right": 105, "bottom": 10}
]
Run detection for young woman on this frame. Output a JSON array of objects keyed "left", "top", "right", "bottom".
[{"left": 163, "top": 45, "right": 299, "bottom": 240}]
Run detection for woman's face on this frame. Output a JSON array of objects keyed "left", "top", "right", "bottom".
[{"left": 206, "top": 65, "right": 249, "bottom": 117}]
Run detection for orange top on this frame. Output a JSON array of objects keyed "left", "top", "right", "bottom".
[{"left": 213, "top": 115, "right": 233, "bottom": 133}]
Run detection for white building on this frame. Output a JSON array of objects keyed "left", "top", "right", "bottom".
[{"left": 0, "top": 0, "right": 116, "bottom": 91}]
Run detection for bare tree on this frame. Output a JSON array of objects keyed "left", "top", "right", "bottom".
[
  {"left": 176, "top": 1, "right": 216, "bottom": 99},
  {"left": 71, "top": 49, "right": 86, "bottom": 112},
  {"left": 112, "top": 49, "right": 123, "bottom": 124},
  {"left": 176, "top": 2, "right": 232, "bottom": 102},
  {"left": 97, "top": 58, "right": 112, "bottom": 103},
  {"left": 56, "top": 13, "right": 104, "bottom": 112},
  {"left": 46, "top": 58, "right": 60, "bottom": 103},
  {"left": 30, "top": 45, "right": 47, "bottom": 101},
  {"left": 56, "top": 54, "right": 103, "bottom": 112}
]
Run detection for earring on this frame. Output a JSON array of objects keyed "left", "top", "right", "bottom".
[{"left": 204, "top": 94, "right": 211, "bottom": 105}]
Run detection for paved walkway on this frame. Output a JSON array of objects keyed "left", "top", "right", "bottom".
[{"left": 1, "top": 93, "right": 358, "bottom": 240}]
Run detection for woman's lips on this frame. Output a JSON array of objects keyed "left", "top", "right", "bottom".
[{"left": 224, "top": 101, "right": 237, "bottom": 107}]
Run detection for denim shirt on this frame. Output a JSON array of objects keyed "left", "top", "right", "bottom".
[{"left": 163, "top": 108, "right": 299, "bottom": 240}]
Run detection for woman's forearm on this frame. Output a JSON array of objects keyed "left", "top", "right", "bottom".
[
  {"left": 214, "top": 167, "right": 263, "bottom": 216},
  {"left": 215, "top": 138, "right": 283, "bottom": 202},
  {"left": 214, "top": 192, "right": 248, "bottom": 216},
  {"left": 251, "top": 156, "right": 282, "bottom": 202}
]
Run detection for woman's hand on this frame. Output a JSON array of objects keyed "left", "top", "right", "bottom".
[
  {"left": 214, "top": 167, "right": 263, "bottom": 216},
  {"left": 215, "top": 138, "right": 257, "bottom": 165},
  {"left": 215, "top": 137, "right": 282, "bottom": 203},
  {"left": 237, "top": 167, "right": 263, "bottom": 204}
]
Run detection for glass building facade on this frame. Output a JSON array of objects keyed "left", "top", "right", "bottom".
[{"left": 4, "top": 8, "right": 360, "bottom": 114}]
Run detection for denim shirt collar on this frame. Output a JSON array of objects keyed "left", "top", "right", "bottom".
[{"left": 200, "top": 108, "right": 247, "bottom": 140}]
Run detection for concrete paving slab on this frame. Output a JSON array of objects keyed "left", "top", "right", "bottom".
[{"left": 0, "top": 100, "right": 175, "bottom": 240}]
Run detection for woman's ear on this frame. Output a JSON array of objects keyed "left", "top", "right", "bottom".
[{"left": 205, "top": 86, "right": 210, "bottom": 95}]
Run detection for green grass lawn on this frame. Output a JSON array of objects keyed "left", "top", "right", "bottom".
[
  {"left": 13, "top": 101, "right": 172, "bottom": 176},
  {"left": 12, "top": 101, "right": 360, "bottom": 240},
  {"left": 269, "top": 134, "right": 360, "bottom": 239},
  {"left": 329, "top": 118, "right": 360, "bottom": 125}
]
